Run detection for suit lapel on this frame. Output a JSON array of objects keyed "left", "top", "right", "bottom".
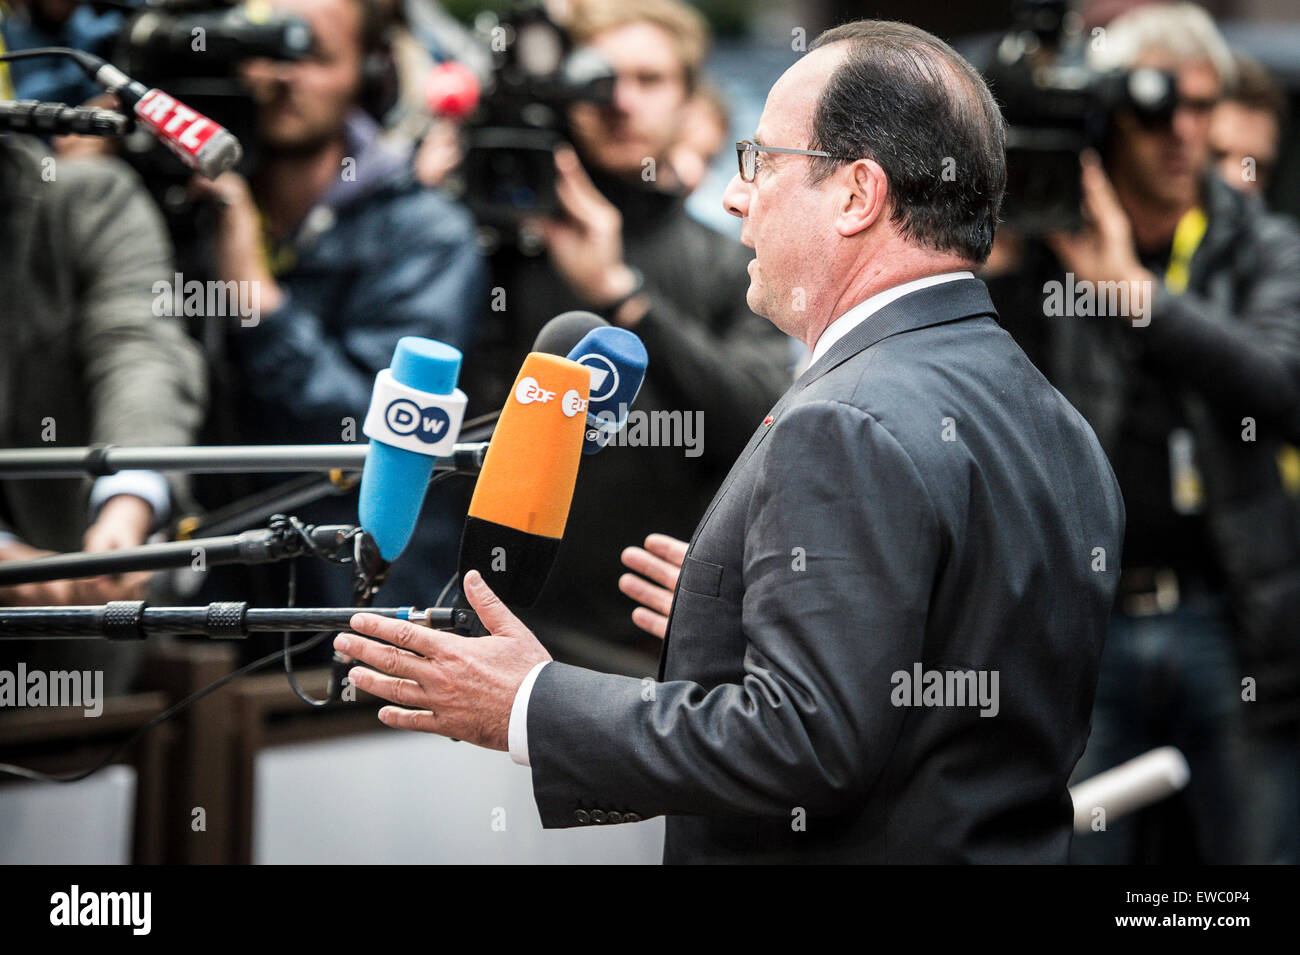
[
  {"left": 798, "top": 278, "right": 998, "bottom": 387},
  {"left": 688, "top": 279, "right": 997, "bottom": 540},
  {"left": 657, "top": 279, "right": 998, "bottom": 677}
]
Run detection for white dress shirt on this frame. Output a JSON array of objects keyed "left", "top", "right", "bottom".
[
  {"left": 807, "top": 271, "right": 973, "bottom": 368},
  {"left": 506, "top": 269, "right": 974, "bottom": 768}
]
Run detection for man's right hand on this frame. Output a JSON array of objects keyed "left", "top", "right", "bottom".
[
  {"left": 0, "top": 540, "right": 77, "bottom": 607},
  {"left": 619, "top": 533, "right": 688, "bottom": 639}
]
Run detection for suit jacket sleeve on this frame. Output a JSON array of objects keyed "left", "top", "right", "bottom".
[
  {"left": 71, "top": 157, "right": 208, "bottom": 451},
  {"left": 526, "top": 399, "right": 942, "bottom": 824}
]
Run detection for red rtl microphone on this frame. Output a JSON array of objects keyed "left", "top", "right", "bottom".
[{"left": 94, "top": 61, "right": 243, "bottom": 179}]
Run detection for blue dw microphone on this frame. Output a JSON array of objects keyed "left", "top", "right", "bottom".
[
  {"left": 360, "top": 337, "right": 467, "bottom": 561},
  {"left": 566, "top": 326, "right": 648, "bottom": 454}
]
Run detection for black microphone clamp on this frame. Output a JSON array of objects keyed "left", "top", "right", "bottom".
[{"left": 0, "top": 99, "right": 132, "bottom": 137}]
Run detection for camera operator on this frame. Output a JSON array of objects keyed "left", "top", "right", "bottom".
[
  {"left": 191, "top": 0, "right": 485, "bottom": 620},
  {"left": 459, "top": 0, "right": 791, "bottom": 674},
  {"left": 0, "top": 133, "right": 208, "bottom": 692},
  {"left": 986, "top": 3, "right": 1300, "bottom": 864}
]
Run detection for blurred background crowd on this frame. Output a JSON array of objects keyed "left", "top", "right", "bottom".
[{"left": 0, "top": 0, "right": 1297, "bottom": 864}]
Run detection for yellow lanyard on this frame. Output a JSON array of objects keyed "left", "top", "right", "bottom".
[
  {"left": 257, "top": 207, "right": 297, "bottom": 278},
  {"left": 1164, "top": 206, "right": 1207, "bottom": 295},
  {"left": 0, "top": 13, "right": 14, "bottom": 102}
]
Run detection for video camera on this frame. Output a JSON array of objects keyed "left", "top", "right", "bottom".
[
  {"left": 454, "top": 3, "right": 614, "bottom": 232},
  {"left": 110, "top": 0, "right": 311, "bottom": 78},
  {"left": 986, "top": 0, "right": 1180, "bottom": 232},
  {"left": 99, "top": 0, "right": 312, "bottom": 243}
]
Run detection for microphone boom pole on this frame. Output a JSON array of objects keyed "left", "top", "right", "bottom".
[
  {"left": 0, "top": 442, "right": 488, "bottom": 479},
  {"left": 0, "top": 519, "right": 362, "bottom": 587},
  {"left": 0, "top": 99, "right": 132, "bottom": 136},
  {"left": 0, "top": 602, "right": 480, "bottom": 640}
]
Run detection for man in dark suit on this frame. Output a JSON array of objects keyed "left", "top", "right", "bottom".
[{"left": 334, "top": 20, "right": 1125, "bottom": 863}]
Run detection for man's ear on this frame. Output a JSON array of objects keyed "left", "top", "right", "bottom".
[{"left": 834, "top": 158, "right": 889, "bottom": 238}]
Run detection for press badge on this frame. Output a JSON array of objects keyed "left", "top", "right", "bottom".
[{"left": 1169, "top": 427, "right": 1204, "bottom": 514}]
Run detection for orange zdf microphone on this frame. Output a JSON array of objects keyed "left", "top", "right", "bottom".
[{"left": 458, "top": 353, "right": 589, "bottom": 607}]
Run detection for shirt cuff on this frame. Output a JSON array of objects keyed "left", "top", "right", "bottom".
[
  {"left": 89, "top": 471, "right": 171, "bottom": 529},
  {"left": 508, "top": 661, "right": 549, "bottom": 768}
]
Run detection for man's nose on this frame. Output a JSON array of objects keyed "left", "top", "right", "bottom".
[
  {"left": 722, "top": 172, "right": 749, "bottom": 220},
  {"left": 1171, "top": 106, "right": 1207, "bottom": 146},
  {"left": 242, "top": 57, "right": 293, "bottom": 93}
]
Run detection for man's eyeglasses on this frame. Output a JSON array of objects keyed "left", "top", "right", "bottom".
[{"left": 735, "top": 140, "right": 855, "bottom": 182}]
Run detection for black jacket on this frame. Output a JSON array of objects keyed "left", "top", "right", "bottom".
[{"left": 989, "top": 175, "right": 1300, "bottom": 730}]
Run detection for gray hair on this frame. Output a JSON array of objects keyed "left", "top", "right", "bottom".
[{"left": 1090, "top": 2, "right": 1237, "bottom": 87}]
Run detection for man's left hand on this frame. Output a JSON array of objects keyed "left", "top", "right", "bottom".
[
  {"left": 335, "top": 569, "right": 552, "bottom": 750},
  {"left": 1046, "top": 151, "right": 1155, "bottom": 297}
]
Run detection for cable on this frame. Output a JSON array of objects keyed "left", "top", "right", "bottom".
[
  {"left": 428, "top": 468, "right": 471, "bottom": 608},
  {"left": 0, "top": 47, "right": 105, "bottom": 75},
  {"left": 435, "top": 570, "right": 459, "bottom": 610},
  {"left": 460, "top": 409, "right": 499, "bottom": 433},
  {"left": 280, "top": 558, "right": 333, "bottom": 707},
  {"left": 278, "top": 515, "right": 368, "bottom": 707}
]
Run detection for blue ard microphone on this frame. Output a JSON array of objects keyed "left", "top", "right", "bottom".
[
  {"left": 566, "top": 326, "right": 648, "bottom": 454},
  {"left": 359, "top": 337, "right": 467, "bottom": 561}
]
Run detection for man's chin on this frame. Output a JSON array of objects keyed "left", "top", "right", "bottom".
[
  {"left": 1141, "top": 168, "right": 1199, "bottom": 208},
  {"left": 745, "top": 281, "right": 769, "bottom": 320},
  {"left": 257, "top": 121, "right": 340, "bottom": 160},
  {"left": 261, "top": 130, "right": 337, "bottom": 159},
  {"left": 582, "top": 143, "right": 656, "bottom": 181}
]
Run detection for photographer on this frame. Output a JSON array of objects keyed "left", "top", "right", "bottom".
[
  {"left": 459, "top": 0, "right": 791, "bottom": 674},
  {"left": 192, "top": 0, "right": 485, "bottom": 615},
  {"left": 986, "top": 3, "right": 1300, "bottom": 864}
]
